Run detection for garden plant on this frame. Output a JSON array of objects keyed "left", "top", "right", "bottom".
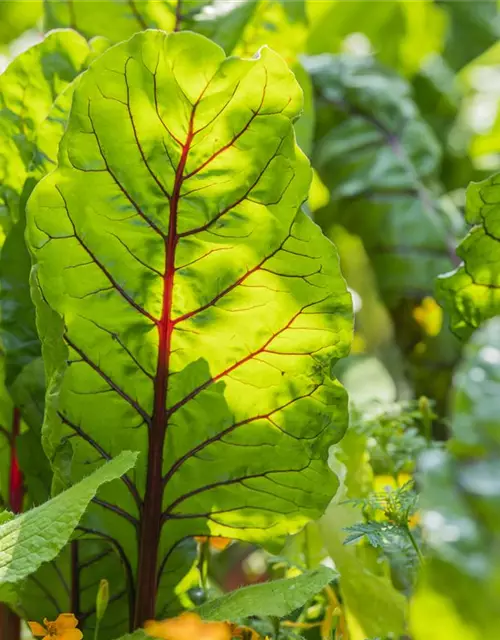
[{"left": 0, "top": 1, "right": 500, "bottom": 639}]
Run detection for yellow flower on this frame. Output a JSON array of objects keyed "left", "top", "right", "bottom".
[
  {"left": 28, "top": 614, "right": 83, "bottom": 640},
  {"left": 144, "top": 612, "right": 232, "bottom": 640},
  {"left": 412, "top": 296, "right": 443, "bottom": 337}
]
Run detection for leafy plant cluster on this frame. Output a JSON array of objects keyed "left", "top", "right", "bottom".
[{"left": 0, "top": 1, "right": 499, "bottom": 639}]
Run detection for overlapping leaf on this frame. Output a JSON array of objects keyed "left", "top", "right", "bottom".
[
  {"left": 0, "top": 452, "right": 136, "bottom": 591},
  {"left": 0, "top": 29, "right": 92, "bottom": 225},
  {"left": 438, "top": 173, "right": 500, "bottom": 338},
  {"left": 306, "top": 53, "right": 461, "bottom": 407},
  {"left": 27, "top": 29, "right": 352, "bottom": 624},
  {"left": 43, "top": 0, "right": 256, "bottom": 53},
  {"left": 198, "top": 566, "right": 335, "bottom": 620},
  {"left": 411, "top": 317, "right": 500, "bottom": 640}
]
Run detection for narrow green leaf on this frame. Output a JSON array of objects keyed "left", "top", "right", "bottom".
[
  {"left": 198, "top": 566, "right": 336, "bottom": 621},
  {"left": 438, "top": 173, "right": 500, "bottom": 338},
  {"left": 27, "top": 29, "right": 352, "bottom": 623},
  {"left": 0, "top": 451, "right": 137, "bottom": 590}
]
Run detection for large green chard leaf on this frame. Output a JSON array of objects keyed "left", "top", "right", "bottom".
[
  {"left": 27, "top": 29, "right": 352, "bottom": 627},
  {"left": 306, "top": 53, "right": 461, "bottom": 409},
  {"left": 43, "top": 0, "right": 256, "bottom": 53},
  {"left": 0, "top": 451, "right": 137, "bottom": 597},
  {"left": 438, "top": 173, "right": 500, "bottom": 338},
  {"left": 411, "top": 317, "right": 500, "bottom": 640}
]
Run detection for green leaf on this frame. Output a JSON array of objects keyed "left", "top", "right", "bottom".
[
  {"left": 0, "top": 361, "right": 15, "bottom": 510},
  {"left": 198, "top": 566, "right": 336, "bottom": 620},
  {"left": 411, "top": 317, "right": 500, "bottom": 640},
  {"left": 0, "top": 29, "right": 93, "bottom": 225},
  {"left": 439, "top": 0, "right": 500, "bottom": 71},
  {"left": 0, "top": 1, "right": 42, "bottom": 47},
  {"left": 44, "top": 0, "right": 253, "bottom": 49},
  {"left": 306, "top": 53, "right": 461, "bottom": 409},
  {"left": 438, "top": 173, "right": 500, "bottom": 338},
  {"left": 320, "top": 504, "right": 407, "bottom": 639},
  {"left": 27, "top": 29, "right": 352, "bottom": 624},
  {"left": 186, "top": 0, "right": 259, "bottom": 54},
  {"left": 0, "top": 451, "right": 137, "bottom": 592}
]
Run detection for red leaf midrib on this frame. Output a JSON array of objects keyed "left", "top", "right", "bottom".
[{"left": 134, "top": 94, "right": 198, "bottom": 625}]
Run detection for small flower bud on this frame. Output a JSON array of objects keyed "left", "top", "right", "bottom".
[{"left": 96, "top": 579, "right": 109, "bottom": 622}]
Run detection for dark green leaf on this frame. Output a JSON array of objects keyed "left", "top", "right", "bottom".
[
  {"left": 438, "top": 0, "right": 500, "bottom": 70},
  {"left": 306, "top": 53, "right": 461, "bottom": 409}
]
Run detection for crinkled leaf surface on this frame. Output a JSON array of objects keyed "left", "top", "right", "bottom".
[
  {"left": 306, "top": 53, "right": 461, "bottom": 408},
  {"left": 411, "top": 318, "right": 500, "bottom": 640},
  {"left": 198, "top": 566, "right": 336, "bottom": 621},
  {"left": 27, "top": 29, "right": 352, "bottom": 621},
  {"left": 0, "top": 451, "right": 137, "bottom": 590},
  {"left": 438, "top": 173, "right": 500, "bottom": 338}
]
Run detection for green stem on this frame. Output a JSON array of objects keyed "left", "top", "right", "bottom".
[
  {"left": 405, "top": 525, "right": 424, "bottom": 563},
  {"left": 94, "top": 619, "right": 100, "bottom": 640}
]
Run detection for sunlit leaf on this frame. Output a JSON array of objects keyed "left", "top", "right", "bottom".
[
  {"left": 438, "top": 173, "right": 500, "bottom": 338},
  {"left": 0, "top": 29, "right": 92, "bottom": 226},
  {"left": 27, "top": 30, "right": 352, "bottom": 626},
  {"left": 0, "top": 1, "right": 42, "bottom": 47},
  {"left": 43, "top": 0, "right": 256, "bottom": 53}
]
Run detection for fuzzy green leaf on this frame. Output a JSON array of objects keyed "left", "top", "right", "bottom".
[
  {"left": 198, "top": 566, "right": 336, "bottom": 621},
  {"left": 0, "top": 451, "right": 137, "bottom": 591},
  {"left": 27, "top": 29, "right": 352, "bottom": 622}
]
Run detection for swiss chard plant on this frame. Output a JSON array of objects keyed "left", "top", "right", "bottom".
[{"left": 0, "top": 2, "right": 500, "bottom": 640}]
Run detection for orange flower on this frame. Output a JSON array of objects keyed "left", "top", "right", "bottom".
[
  {"left": 195, "top": 536, "right": 233, "bottom": 551},
  {"left": 28, "top": 614, "right": 83, "bottom": 640},
  {"left": 144, "top": 612, "right": 232, "bottom": 640}
]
